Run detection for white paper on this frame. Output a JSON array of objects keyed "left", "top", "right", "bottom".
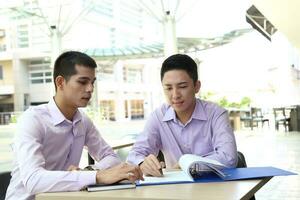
[{"left": 139, "top": 171, "right": 193, "bottom": 185}]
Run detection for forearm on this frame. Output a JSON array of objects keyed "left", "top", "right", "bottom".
[
  {"left": 207, "top": 110, "right": 238, "bottom": 168},
  {"left": 203, "top": 146, "right": 238, "bottom": 168},
  {"left": 23, "top": 169, "right": 96, "bottom": 194},
  {"left": 94, "top": 154, "right": 121, "bottom": 170}
]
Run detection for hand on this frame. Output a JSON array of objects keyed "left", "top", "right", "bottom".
[
  {"left": 96, "top": 162, "right": 144, "bottom": 184},
  {"left": 171, "top": 163, "right": 181, "bottom": 169},
  {"left": 140, "top": 154, "right": 165, "bottom": 177},
  {"left": 67, "top": 165, "right": 81, "bottom": 171}
]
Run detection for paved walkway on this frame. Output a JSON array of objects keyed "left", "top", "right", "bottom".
[
  {"left": 235, "top": 129, "right": 300, "bottom": 200},
  {"left": 1, "top": 124, "right": 299, "bottom": 199}
]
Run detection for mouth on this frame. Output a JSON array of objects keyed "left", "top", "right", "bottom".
[
  {"left": 172, "top": 101, "right": 184, "bottom": 106},
  {"left": 82, "top": 97, "right": 91, "bottom": 101}
]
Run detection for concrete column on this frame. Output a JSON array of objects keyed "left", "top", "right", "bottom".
[
  {"left": 114, "top": 60, "right": 126, "bottom": 121},
  {"left": 12, "top": 54, "right": 29, "bottom": 111},
  {"left": 143, "top": 62, "right": 152, "bottom": 117},
  {"left": 163, "top": 11, "right": 178, "bottom": 57},
  {"left": 50, "top": 26, "right": 61, "bottom": 68}
]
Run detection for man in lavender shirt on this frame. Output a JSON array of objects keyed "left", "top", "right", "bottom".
[
  {"left": 5, "top": 51, "right": 143, "bottom": 200},
  {"left": 127, "top": 54, "right": 237, "bottom": 177}
]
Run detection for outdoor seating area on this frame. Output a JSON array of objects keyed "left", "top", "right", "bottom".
[{"left": 229, "top": 105, "right": 300, "bottom": 132}]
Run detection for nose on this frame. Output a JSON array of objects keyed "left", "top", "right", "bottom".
[
  {"left": 86, "top": 83, "right": 94, "bottom": 93},
  {"left": 172, "top": 88, "right": 181, "bottom": 99}
]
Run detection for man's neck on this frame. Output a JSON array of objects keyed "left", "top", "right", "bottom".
[{"left": 53, "top": 96, "right": 77, "bottom": 121}]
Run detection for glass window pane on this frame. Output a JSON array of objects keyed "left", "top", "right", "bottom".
[
  {"left": 31, "top": 72, "right": 43, "bottom": 77},
  {"left": 31, "top": 79, "right": 43, "bottom": 84}
]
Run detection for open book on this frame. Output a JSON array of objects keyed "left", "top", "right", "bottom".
[{"left": 139, "top": 154, "right": 227, "bottom": 185}]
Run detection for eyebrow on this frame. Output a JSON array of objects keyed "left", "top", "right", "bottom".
[
  {"left": 77, "top": 77, "right": 97, "bottom": 81},
  {"left": 164, "top": 81, "right": 188, "bottom": 86}
]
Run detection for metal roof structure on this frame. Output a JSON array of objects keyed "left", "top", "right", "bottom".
[
  {"left": 0, "top": 0, "right": 253, "bottom": 60},
  {"left": 84, "top": 28, "right": 252, "bottom": 59}
]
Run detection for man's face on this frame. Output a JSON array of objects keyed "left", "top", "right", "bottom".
[
  {"left": 162, "top": 69, "right": 200, "bottom": 115},
  {"left": 60, "top": 65, "right": 96, "bottom": 109}
]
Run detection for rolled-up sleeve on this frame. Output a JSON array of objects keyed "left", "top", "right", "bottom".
[
  {"left": 127, "top": 113, "right": 162, "bottom": 165},
  {"left": 84, "top": 117, "right": 121, "bottom": 170},
  {"left": 204, "top": 110, "right": 238, "bottom": 168}
]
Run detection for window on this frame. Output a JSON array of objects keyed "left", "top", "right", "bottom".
[
  {"left": 125, "top": 100, "right": 144, "bottom": 119},
  {"left": 29, "top": 59, "right": 52, "bottom": 84},
  {"left": 0, "top": 65, "right": 3, "bottom": 80},
  {"left": 17, "top": 24, "right": 29, "bottom": 48},
  {"left": 123, "top": 66, "right": 143, "bottom": 83},
  {"left": 100, "top": 100, "right": 115, "bottom": 121},
  {"left": 98, "top": 65, "right": 114, "bottom": 81},
  {"left": 29, "top": 70, "right": 52, "bottom": 84}
]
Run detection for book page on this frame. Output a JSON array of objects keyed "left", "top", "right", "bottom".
[{"left": 179, "top": 154, "right": 226, "bottom": 179}]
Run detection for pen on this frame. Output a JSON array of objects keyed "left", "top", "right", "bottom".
[{"left": 159, "top": 167, "right": 164, "bottom": 176}]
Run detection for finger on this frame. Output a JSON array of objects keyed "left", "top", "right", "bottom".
[
  {"left": 146, "top": 157, "right": 163, "bottom": 176},
  {"left": 160, "top": 161, "right": 166, "bottom": 168},
  {"left": 127, "top": 172, "right": 136, "bottom": 183},
  {"left": 172, "top": 163, "right": 181, "bottom": 169},
  {"left": 148, "top": 155, "right": 162, "bottom": 169},
  {"left": 144, "top": 161, "right": 162, "bottom": 177},
  {"left": 67, "top": 165, "right": 80, "bottom": 171},
  {"left": 132, "top": 166, "right": 144, "bottom": 181},
  {"left": 136, "top": 166, "right": 144, "bottom": 181},
  {"left": 126, "top": 165, "right": 143, "bottom": 180},
  {"left": 140, "top": 162, "right": 152, "bottom": 176}
]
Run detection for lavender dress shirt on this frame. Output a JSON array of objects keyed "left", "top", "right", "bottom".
[
  {"left": 127, "top": 99, "right": 237, "bottom": 169},
  {"left": 5, "top": 99, "right": 120, "bottom": 200}
]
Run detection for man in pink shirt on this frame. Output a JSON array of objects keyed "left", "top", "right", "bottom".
[
  {"left": 127, "top": 54, "right": 237, "bottom": 177},
  {"left": 5, "top": 51, "right": 143, "bottom": 200}
]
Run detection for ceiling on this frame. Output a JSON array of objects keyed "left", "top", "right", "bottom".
[
  {"left": 84, "top": 29, "right": 251, "bottom": 59},
  {"left": 252, "top": 0, "right": 300, "bottom": 53}
]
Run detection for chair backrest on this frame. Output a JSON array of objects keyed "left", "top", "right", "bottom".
[
  {"left": 236, "top": 151, "right": 247, "bottom": 168},
  {"left": 251, "top": 108, "right": 263, "bottom": 118},
  {"left": 0, "top": 171, "right": 11, "bottom": 200},
  {"left": 273, "top": 107, "right": 288, "bottom": 120}
]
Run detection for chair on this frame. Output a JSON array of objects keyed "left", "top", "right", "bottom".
[
  {"left": 0, "top": 171, "right": 11, "bottom": 200},
  {"left": 240, "top": 108, "right": 269, "bottom": 130},
  {"left": 237, "top": 151, "right": 256, "bottom": 200},
  {"left": 273, "top": 107, "right": 291, "bottom": 131},
  {"left": 237, "top": 151, "right": 247, "bottom": 168},
  {"left": 251, "top": 108, "right": 269, "bottom": 129}
]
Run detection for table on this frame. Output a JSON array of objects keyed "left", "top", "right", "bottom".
[{"left": 36, "top": 177, "right": 272, "bottom": 200}]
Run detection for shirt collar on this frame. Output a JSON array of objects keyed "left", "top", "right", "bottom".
[
  {"left": 191, "top": 99, "right": 208, "bottom": 121},
  {"left": 48, "top": 98, "right": 82, "bottom": 126},
  {"left": 162, "top": 99, "right": 208, "bottom": 122}
]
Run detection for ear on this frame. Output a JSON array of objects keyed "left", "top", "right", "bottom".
[
  {"left": 195, "top": 80, "right": 201, "bottom": 93},
  {"left": 55, "top": 76, "right": 65, "bottom": 91}
]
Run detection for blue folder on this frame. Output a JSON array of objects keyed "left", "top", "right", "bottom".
[
  {"left": 194, "top": 166, "right": 297, "bottom": 183},
  {"left": 138, "top": 166, "right": 297, "bottom": 186}
]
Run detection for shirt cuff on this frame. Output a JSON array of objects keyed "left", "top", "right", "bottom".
[
  {"left": 78, "top": 170, "right": 97, "bottom": 188},
  {"left": 127, "top": 155, "right": 145, "bottom": 166},
  {"left": 94, "top": 156, "right": 121, "bottom": 170}
]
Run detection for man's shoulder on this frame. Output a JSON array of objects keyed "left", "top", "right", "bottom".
[
  {"left": 153, "top": 103, "right": 170, "bottom": 117},
  {"left": 22, "top": 104, "right": 49, "bottom": 117},
  {"left": 17, "top": 104, "right": 50, "bottom": 129},
  {"left": 198, "top": 99, "right": 227, "bottom": 115}
]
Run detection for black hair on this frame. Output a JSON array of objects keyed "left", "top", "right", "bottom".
[
  {"left": 160, "top": 54, "right": 198, "bottom": 83},
  {"left": 53, "top": 51, "right": 97, "bottom": 90}
]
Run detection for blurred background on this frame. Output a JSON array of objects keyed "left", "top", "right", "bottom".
[{"left": 1, "top": 1, "right": 300, "bottom": 199}]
